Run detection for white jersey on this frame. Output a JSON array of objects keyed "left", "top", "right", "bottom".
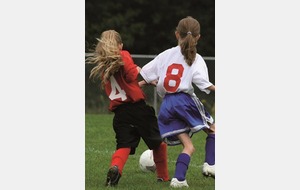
[{"left": 140, "top": 46, "right": 213, "bottom": 98}]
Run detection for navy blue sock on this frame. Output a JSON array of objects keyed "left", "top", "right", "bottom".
[
  {"left": 174, "top": 153, "right": 190, "bottom": 181},
  {"left": 205, "top": 134, "right": 215, "bottom": 165}
]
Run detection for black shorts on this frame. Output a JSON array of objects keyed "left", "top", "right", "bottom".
[{"left": 113, "top": 100, "right": 162, "bottom": 155}]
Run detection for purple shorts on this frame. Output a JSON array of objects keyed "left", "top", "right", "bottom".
[{"left": 158, "top": 92, "right": 214, "bottom": 145}]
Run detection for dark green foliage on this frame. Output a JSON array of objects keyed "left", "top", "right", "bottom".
[{"left": 85, "top": 0, "right": 215, "bottom": 56}]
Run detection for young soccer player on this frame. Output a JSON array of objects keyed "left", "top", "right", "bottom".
[
  {"left": 87, "top": 30, "right": 169, "bottom": 187},
  {"left": 140, "top": 16, "right": 215, "bottom": 188}
]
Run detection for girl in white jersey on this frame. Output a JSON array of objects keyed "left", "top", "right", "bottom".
[{"left": 140, "top": 16, "right": 215, "bottom": 188}]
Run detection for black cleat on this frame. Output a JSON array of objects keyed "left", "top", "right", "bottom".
[
  {"left": 105, "top": 166, "right": 121, "bottom": 187},
  {"left": 157, "top": 178, "right": 171, "bottom": 182}
]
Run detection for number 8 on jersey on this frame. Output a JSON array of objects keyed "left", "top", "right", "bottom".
[{"left": 163, "top": 63, "right": 184, "bottom": 92}]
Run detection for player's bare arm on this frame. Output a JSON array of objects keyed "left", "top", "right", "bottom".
[
  {"left": 206, "top": 85, "right": 215, "bottom": 91},
  {"left": 138, "top": 80, "right": 158, "bottom": 87}
]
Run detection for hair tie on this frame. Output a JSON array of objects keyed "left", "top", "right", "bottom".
[{"left": 187, "top": 31, "right": 192, "bottom": 35}]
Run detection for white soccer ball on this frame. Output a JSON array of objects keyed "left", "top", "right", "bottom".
[{"left": 139, "top": 149, "right": 156, "bottom": 172}]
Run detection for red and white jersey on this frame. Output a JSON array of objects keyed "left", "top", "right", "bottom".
[
  {"left": 140, "top": 46, "right": 213, "bottom": 98},
  {"left": 105, "top": 50, "right": 145, "bottom": 111}
]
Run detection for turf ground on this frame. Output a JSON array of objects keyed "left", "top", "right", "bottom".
[{"left": 85, "top": 114, "right": 215, "bottom": 190}]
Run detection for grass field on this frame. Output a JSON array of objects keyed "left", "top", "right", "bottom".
[{"left": 86, "top": 114, "right": 215, "bottom": 190}]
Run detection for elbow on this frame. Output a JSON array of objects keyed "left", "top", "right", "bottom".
[{"left": 208, "top": 85, "right": 215, "bottom": 91}]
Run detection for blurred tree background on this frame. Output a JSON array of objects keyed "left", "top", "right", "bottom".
[
  {"left": 85, "top": 0, "right": 215, "bottom": 56},
  {"left": 85, "top": 0, "right": 215, "bottom": 114}
]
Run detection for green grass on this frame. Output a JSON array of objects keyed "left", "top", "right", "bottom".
[{"left": 86, "top": 114, "right": 215, "bottom": 190}]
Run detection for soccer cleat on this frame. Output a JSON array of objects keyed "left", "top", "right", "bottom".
[
  {"left": 202, "top": 162, "right": 215, "bottom": 178},
  {"left": 105, "top": 165, "right": 121, "bottom": 187},
  {"left": 157, "top": 178, "right": 171, "bottom": 182},
  {"left": 170, "top": 178, "right": 189, "bottom": 188}
]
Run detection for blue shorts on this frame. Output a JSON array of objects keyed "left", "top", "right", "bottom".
[{"left": 158, "top": 92, "right": 214, "bottom": 146}]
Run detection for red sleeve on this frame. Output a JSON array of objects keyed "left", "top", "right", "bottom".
[{"left": 120, "top": 50, "right": 139, "bottom": 83}]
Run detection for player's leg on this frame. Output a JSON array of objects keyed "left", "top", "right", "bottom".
[
  {"left": 170, "top": 132, "right": 194, "bottom": 188},
  {"left": 105, "top": 125, "right": 133, "bottom": 187},
  {"left": 105, "top": 106, "right": 140, "bottom": 187},
  {"left": 139, "top": 104, "right": 170, "bottom": 182},
  {"left": 106, "top": 147, "right": 131, "bottom": 187},
  {"left": 189, "top": 95, "right": 215, "bottom": 178},
  {"left": 203, "top": 124, "right": 215, "bottom": 178},
  {"left": 152, "top": 142, "right": 170, "bottom": 182},
  {"left": 109, "top": 147, "right": 131, "bottom": 174}
]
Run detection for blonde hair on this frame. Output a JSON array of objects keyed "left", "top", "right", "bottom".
[
  {"left": 87, "top": 30, "right": 124, "bottom": 87},
  {"left": 176, "top": 16, "right": 200, "bottom": 66}
]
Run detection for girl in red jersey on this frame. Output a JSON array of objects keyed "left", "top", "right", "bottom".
[{"left": 87, "top": 30, "right": 169, "bottom": 187}]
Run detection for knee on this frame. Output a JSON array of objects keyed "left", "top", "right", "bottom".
[
  {"left": 204, "top": 123, "right": 215, "bottom": 134},
  {"left": 184, "top": 145, "right": 195, "bottom": 155},
  {"left": 190, "top": 146, "right": 196, "bottom": 154}
]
